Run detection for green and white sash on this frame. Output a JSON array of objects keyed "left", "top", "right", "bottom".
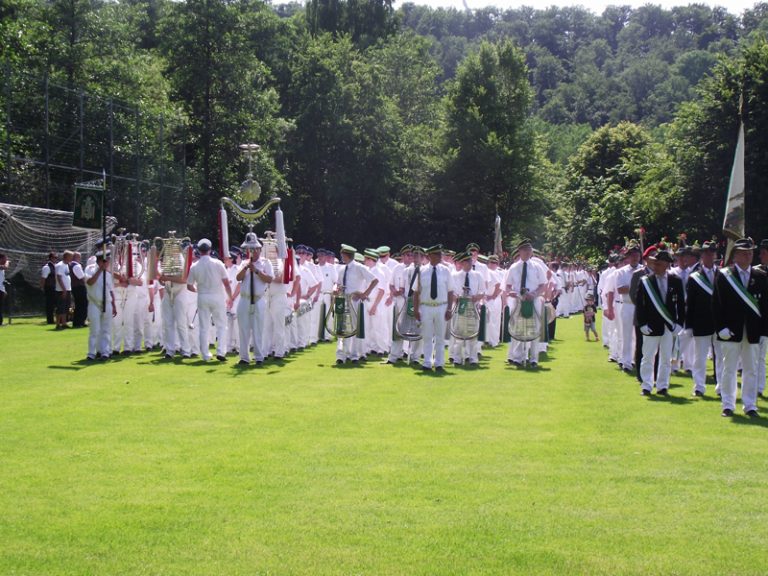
[
  {"left": 641, "top": 275, "right": 675, "bottom": 330},
  {"left": 722, "top": 267, "right": 761, "bottom": 318},
  {"left": 690, "top": 270, "right": 713, "bottom": 296}
]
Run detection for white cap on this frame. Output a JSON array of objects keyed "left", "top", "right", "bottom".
[{"left": 197, "top": 238, "right": 212, "bottom": 250}]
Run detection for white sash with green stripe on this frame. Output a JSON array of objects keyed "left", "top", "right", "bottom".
[
  {"left": 690, "top": 270, "right": 713, "bottom": 296},
  {"left": 641, "top": 275, "right": 675, "bottom": 330},
  {"left": 722, "top": 268, "right": 761, "bottom": 318}
]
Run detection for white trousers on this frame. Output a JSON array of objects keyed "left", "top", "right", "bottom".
[
  {"left": 421, "top": 305, "right": 447, "bottom": 368},
  {"left": 640, "top": 328, "right": 674, "bottom": 392},
  {"left": 87, "top": 301, "right": 113, "bottom": 358},
  {"left": 197, "top": 293, "right": 228, "bottom": 359},
  {"left": 692, "top": 334, "right": 720, "bottom": 394},
  {"left": 161, "top": 292, "right": 190, "bottom": 355},
  {"left": 618, "top": 302, "right": 636, "bottom": 368},
  {"left": 112, "top": 288, "right": 137, "bottom": 352},
  {"left": 720, "top": 336, "right": 759, "bottom": 413},
  {"left": 757, "top": 337, "right": 768, "bottom": 394},
  {"left": 237, "top": 297, "right": 266, "bottom": 362}
]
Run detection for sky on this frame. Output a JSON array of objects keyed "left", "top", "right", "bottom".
[{"left": 394, "top": 0, "right": 758, "bottom": 17}]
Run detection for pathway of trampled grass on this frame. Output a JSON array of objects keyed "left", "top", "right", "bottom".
[{"left": 1, "top": 316, "right": 766, "bottom": 575}]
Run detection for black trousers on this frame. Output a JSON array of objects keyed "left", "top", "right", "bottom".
[
  {"left": 44, "top": 286, "right": 57, "bottom": 324},
  {"left": 72, "top": 285, "right": 88, "bottom": 327}
]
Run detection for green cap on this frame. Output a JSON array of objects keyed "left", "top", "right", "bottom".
[
  {"left": 377, "top": 246, "right": 390, "bottom": 255},
  {"left": 364, "top": 248, "right": 380, "bottom": 260},
  {"left": 426, "top": 244, "right": 442, "bottom": 255},
  {"left": 466, "top": 242, "right": 481, "bottom": 252},
  {"left": 354, "top": 252, "right": 364, "bottom": 262},
  {"left": 455, "top": 251, "right": 471, "bottom": 263},
  {"left": 340, "top": 244, "right": 356, "bottom": 255}
]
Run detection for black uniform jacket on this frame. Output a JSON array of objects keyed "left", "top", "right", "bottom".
[
  {"left": 685, "top": 267, "right": 717, "bottom": 336},
  {"left": 713, "top": 265, "right": 768, "bottom": 344},
  {"left": 635, "top": 273, "right": 686, "bottom": 337}
]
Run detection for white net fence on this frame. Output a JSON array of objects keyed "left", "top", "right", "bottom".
[{"left": 0, "top": 203, "right": 117, "bottom": 289}]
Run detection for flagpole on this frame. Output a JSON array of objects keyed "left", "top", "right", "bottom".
[
  {"left": 102, "top": 169, "right": 107, "bottom": 314},
  {"left": 722, "top": 95, "right": 745, "bottom": 265}
]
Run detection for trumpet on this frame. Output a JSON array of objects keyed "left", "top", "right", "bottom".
[{"left": 324, "top": 288, "right": 358, "bottom": 338}]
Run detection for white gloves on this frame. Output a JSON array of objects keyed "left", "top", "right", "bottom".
[
  {"left": 640, "top": 325, "right": 652, "bottom": 336},
  {"left": 672, "top": 324, "right": 684, "bottom": 336},
  {"left": 718, "top": 328, "right": 733, "bottom": 340}
]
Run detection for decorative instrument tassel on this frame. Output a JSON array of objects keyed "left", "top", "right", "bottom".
[
  {"left": 275, "top": 205, "right": 288, "bottom": 259},
  {"left": 218, "top": 206, "right": 229, "bottom": 258}
]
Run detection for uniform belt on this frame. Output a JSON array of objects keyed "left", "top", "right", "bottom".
[
  {"left": 421, "top": 301, "right": 447, "bottom": 307},
  {"left": 240, "top": 293, "right": 263, "bottom": 300}
]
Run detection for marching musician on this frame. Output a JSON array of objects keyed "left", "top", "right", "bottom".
[
  {"left": 386, "top": 244, "right": 412, "bottom": 364},
  {"left": 84, "top": 249, "right": 117, "bottom": 360},
  {"left": 504, "top": 239, "right": 547, "bottom": 368},
  {"left": 634, "top": 247, "right": 685, "bottom": 396},
  {"left": 156, "top": 240, "right": 192, "bottom": 359},
  {"left": 713, "top": 237, "right": 768, "bottom": 417},
  {"left": 335, "top": 244, "right": 378, "bottom": 364},
  {"left": 450, "top": 251, "right": 484, "bottom": 367},
  {"left": 614, "top": 240, "right": 642, "bottom": 373},
  {"left": 363, "top": 249, "right": 387, "bottom": 356},
  {"left": 186, "top": 238, "right": 234, "bottom": 362},
  {"left": 235, "top": 233, "right": 273, "bottom": 366},
  {"left": 413, "top": 245, "right": 454, "bottom": 372}
]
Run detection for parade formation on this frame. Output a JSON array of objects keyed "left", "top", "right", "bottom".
[{"left": 26, "top": 222, "right": 768, "bottom": 419}]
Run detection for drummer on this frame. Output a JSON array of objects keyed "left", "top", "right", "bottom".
[{"left": 504, "top": 239, "right": 547, "bottom": 368}]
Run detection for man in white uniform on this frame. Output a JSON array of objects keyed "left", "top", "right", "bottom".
[
  {"left": 614, "top": 240, "right": 642, "bottom": 373},
  {"left": 84, "top": 249, "right": 117, "bottom": 360},
  {"left": 186, "top": 238, "right": 234, "bottom": 361},
  {"left": 335, "top": 244, "right": 378, "bottom": 364},
  {"left": 413, "top": 245, "right": 454, "bottom": 372},
  {"left": 235, "top": 233, "right": 273, "bottom": 365}
]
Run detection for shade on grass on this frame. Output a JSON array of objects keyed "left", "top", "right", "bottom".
[{"left": 1, "top": 316, "right": 767, "bottom": 575}]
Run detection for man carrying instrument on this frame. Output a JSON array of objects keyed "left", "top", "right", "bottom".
[
  {"left": 335, "top": 244, "right": 378, "bottom": 364},
  {"left": 635, "top": 247, "right": 685, "bottom": 396},
  {"left": 413, "top": 245, "right": 454, "bottom": 372},
  {"left": 505, "top": 239, "right": 547, "bottom": 368},
  {"left": 235, "top": 233, "right": 273, "bottom": 366},
  {"left": 450, "top": 251, "right": 484, "bottom": 367},
  {"left": 386, "top": 244, "right": 413, "bottom": 364},
  {"left": 713, "top": 237, "right": 768, "bottom": 417},
  {"left": 84, "top": 248, "right": 117, "bottom": 360},
  {"left": 614, "top": 239, "right": 642, "bottom": 373}
]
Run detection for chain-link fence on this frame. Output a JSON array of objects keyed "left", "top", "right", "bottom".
[{"left": 1, "top": 65, "right": 189, "bottom": 238}]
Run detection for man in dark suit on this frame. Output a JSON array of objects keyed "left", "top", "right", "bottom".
[
  {"left": 635, "top": 248, "right": 686, "bottom": 396},
  {"left": 685, "top": 240, "right": 719, "bottom": 397},
  {"left": 713, "top": 237, "right": 768, "bottom": 417}
]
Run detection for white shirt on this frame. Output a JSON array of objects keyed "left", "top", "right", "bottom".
[
  {"left": 452, "top": 268, "right": 484, "bottom": 297},
  {"left": 417, "top": 262, "right": 453, "bottom": 303},
  {"left": 55, "top": 261, "right": 71, "bottom": 292},
  {"left": 187, "top": 255, "right": 228, "bottom": 297},
  {"left": 505, "top": 258, "right": 546, "bottom": 295},
  {"left": 336, "top": 260, "right": 375, "bottom": 294},
  {"left": 237, "top": 257, "right": 273, "bottom": 298},
  {"left": 85, "top": 264, "right": 114, "bottom": 303}
]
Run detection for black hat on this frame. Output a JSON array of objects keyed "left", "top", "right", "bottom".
[
  {"left": 516, "top": 238, "right": 533, "bottom": 250},
  {"left": 733, "top": 237, "right": 756, "bottom": 251},
  {"left": 466, "top": 242, "right": 481, "bottom": 252},
  {"left": 655, "top": 249, "right": 674, "bottom": 263},
  {"left": 759, "top": 239, "right": 768, "bottom": 250},
  {"left": 701, "top": 240, "right": 718, "bottom": 252}
]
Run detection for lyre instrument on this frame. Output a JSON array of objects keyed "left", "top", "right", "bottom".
[
  {"left": 149, "top": 231, "right": 192, "bottom": 283},
  {"left": 111, "top": 230, "right": 144, "bottom": 281},
  {"left": 324, "top": 288, "right": 358, "bottom": 338},
  {"left": 450, "top": 285, "right": 481, "bottom": 340},
  {"left": 285, "top": 299, "right": 313, "bottom": 326},
  {"left": 395, "top": 265, "right": 422, "bottom": 341},
  {"left": 507, "top": 291, "right": 541, "bottom": 342}
]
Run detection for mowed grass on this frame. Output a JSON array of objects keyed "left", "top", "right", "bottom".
[{"left": 1, "top": 315, "right": 767, "bottom": 575}]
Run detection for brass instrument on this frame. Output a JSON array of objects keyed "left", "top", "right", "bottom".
[
  {"left": 450, "top": 286, "right": 481, "bottom": 340},
  {"left": 395, "top": 266, "right": 422, "bottom": 341},
  {"left": 508, "top": 290, "right": 541, "bottom": 342},
  {"left": 324, "top": 288, "right": 358, "bottom": 338},
  {"left": 150, "top": 231, "right": 192, "bottom": 282}
]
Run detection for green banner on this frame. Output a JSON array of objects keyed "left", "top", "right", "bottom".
[{"left": 72, "top": 187, "right": 104, "bottom": 230}]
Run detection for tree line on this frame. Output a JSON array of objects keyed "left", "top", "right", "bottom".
[{"left": 3, "top": 0, "right": 768, "bottom": 261}]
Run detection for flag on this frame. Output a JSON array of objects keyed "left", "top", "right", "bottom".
[{"left": 723, "top": 121, "right": 745, "bottom": 263}]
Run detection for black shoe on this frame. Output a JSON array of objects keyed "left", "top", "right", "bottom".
[
  {"left": 529, "top": 361, "right": 538, "bottom": 368},
  {"left": 693, "top": 390, "right": 704, "bottom": 397},
  {"left": 721, "top": 408, "right": 734, "bottom": 417},
  {"left": 238, "top": 360, "right": 250, "bottom": 366},
  {"left": 216, "top": 355, "right": 227, "bottom": 362},
  {"left": 435, "top": 366, "right": 445, "bottom": 373},
  {"left": 336, "top": 359, "right": 344, "bottom": 365},
  {"left": 422, "top": 365, "right": 432, "bottom": 372},
  {"left": 622, "top": 368, "right": 633, "bottom": 374},
  {"left": 641, "top": 389, "right": 651, "bottom": 396},
  {"left": 656, "top": 388, "right": 669, "bottom": 397},
  {"left": 746, "top": 409, "right": 759, "bottom": 418},
  {"left": 256, "top": 360, "right": 263, "bottom": 367},
  {"left": 164, "top": 353, "right": 174, "bottom": 360},
  {"left": 453, "top": 362, "right": 462, "bottom": 368},
  {"left": 86, "top": 356, "right": 95, "bottom": 362},
  {"left": 382, "top": 360, "right": 395, "bottom": 365}
]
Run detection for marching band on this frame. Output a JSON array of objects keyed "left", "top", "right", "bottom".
[{"left": 29, "top": 225, "right": 768, "bottom": 419}]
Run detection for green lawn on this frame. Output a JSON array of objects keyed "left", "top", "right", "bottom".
[{"left": 1, "top": 316, "right": 766, "bottom": 575}]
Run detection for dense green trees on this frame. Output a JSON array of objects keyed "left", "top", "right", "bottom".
[{"left": 5, "top": 0, "right": 768, "bottom": 260}]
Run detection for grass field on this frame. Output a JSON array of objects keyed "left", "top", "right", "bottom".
[{"left": 1, "top": 315, "right": 767, "bottom": 575}]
